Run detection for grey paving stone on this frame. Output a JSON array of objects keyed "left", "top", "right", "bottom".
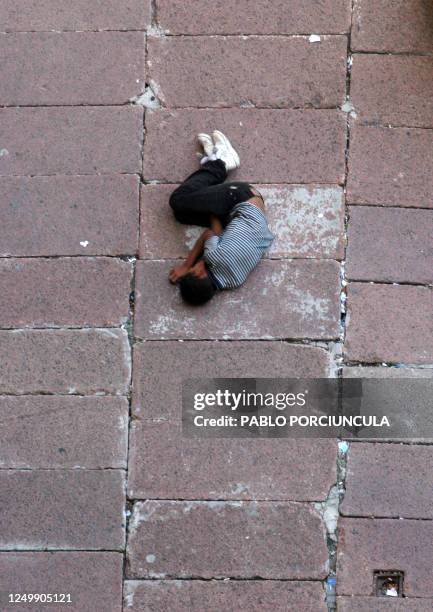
[
  {"left": 124, "top": 580, "right": 327, "bottom": 611},
  {"left": 0, "top": 471, "right": 126, "bottom": 550},
  {"left": 0, "top": 257, "right": 132, "bottom": 328},
  {"left": 148, "top": 35, "right": 347, "bottom": 108},
  {"left": 0, "top": 175, "right": 139, "bottom": 256},
  {"left": 134, "top": 259, "right": 341, "bottom": 340},
  {"left": 0, "top": 329, "right": 131, "bottom": 395},
  {"left": 0, "top": 552, "right": 123, "bottom": 612},
  {"left": 127, "top": 500, "right": 328, "bottom": 579},
  {"left": 0, "top": 396, "right": 128, "bottom": 468},
  {"left": 0, "top": 32, "right": 145, "bottom": 105}
]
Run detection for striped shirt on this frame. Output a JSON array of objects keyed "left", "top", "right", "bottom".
[{"left": 203, "top": 202, "right": 275, "bottom": 289}]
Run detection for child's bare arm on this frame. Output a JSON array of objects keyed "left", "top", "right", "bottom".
[
  {"left": 210, "top": 214, "right": 223, "bottom": 236},
  {"left": 169, "top": 229, "right": 214, "bottom": 283}
]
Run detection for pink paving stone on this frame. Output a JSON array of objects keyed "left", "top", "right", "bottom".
[
  {"left": 139, "top": 184, "right": 345, "bottom": 260},
  {"left": 0, "top": 0, "right": 150, "bottom": 31},
  {"left": 143, "top": 109, "right": 346, "bottom": 183},
  {"left": 0, "top": 32, "right": 145, "bottom": 105},
  {"left": 132, "top": 341, "right": 332, "bottom": 420},
  {"left": 157, "top": 0, "right": 351, "bottom": 34},
  {"left": 0, "top": 552, "right": 123, "bottom": 612},
  {"left": 347, "top": 123, "right": 433, "bottom": 208},
  {"left": 352, "top": 0, "right": 433, "bottom": 53},
  {"left": 346, "top": 206, "right": 433, "bottom": 284},
  {"left": 341, "top": 443, "right": 433, "bottom": 519},
  {"left": 337, "top": 518, "right": 433, "bottom": 597},
  {"left": 350, "top": 55, "right": 433, "bottom": 128},
  {"left": 0, "top": 175, "right": 139, "bottom": 256},
  {"left": 345, "top": 283, "right": 433, "bottom": 365},
  {"left": 0, "top": 329, "right": 130, "bottom": 394},
  {"left": 337, "top": 598, "right": 433, "bottom": 611},
  {"left": 124, "top": 580, "right": 327, "bottom": 612},
  {"left": 0, "top": 107, "right": 143, "bottom": 176},
  {"left": 0, "top": 470, "right": 125, "bottom": 550},
  {"left": 0, "top": 257, "right": 132, "bottom": 328},
  {"left": 134, "top": 259, "right": 341, "bottom": 340},
  {"left": 127, "top": 500, "right": 328, "bottom": 579},
  {"left": 0, "top": 396, "right": 128, "bottom": 469},
  {"left": 148, "top": 36, "right": 347, "bottom": 108},
  {"left": 127, "top": 420, "right": 337, "bottom": 501}
]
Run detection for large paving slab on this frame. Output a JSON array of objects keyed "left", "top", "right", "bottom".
[
  {"left": 0, "top": 470, "right": 125, "bottom": 550},
  {"left": 337, "top": 598, "right": 433, "bottom": 611},
  {"left": 0, "top": 0, "right": 150, "bottom": 31},
  {"left": 132, "top": 341, "right": 332, "bottom": 419},
  {"left": 0, "top": 552, "right": 123, "bottom": 612},
  {"left": 0, "top": 329, "right": 130, "bottom": 394},
  {"left": 143, "top": 109, "right": 346, "bottom": 183},
  {"left": 124, "top": 580, "right": 327, "bottom": 612},
  {"left": 0, "top": 258, "right": 132, "bottom": 328},
  {"left": 347, "top": 123, "right": 433, "bottom": 208},
  {"left": 127, "top": 500, "right": 328, "bottom": 579},
  {"left": 0, "top": 107, "right": 143, "bottom": 176},
  {"left": 0, "top": 33, "right": 145, "bottom": 105},
  {"left": 0, "top": 175, "right": 139, "bottom": 256},
  {"left": 345, "top": 283, "right": 433, "bottom": 364},
  {"left": 351, "top": 55, "right": 433, "bottom": 128},
  {"left": 346, "top": 206, "right": 433, "bottom": 284},
  {"left": 134, "top": 259, "right": 341, "bottom": 340},
  {"left": 337, "top": 518, "right": 433, "bottom": 597},
  {"left": 156, "top": 0, "right": 351, "bottom": 34},
  {"left": 140, "top": 184, "right": 345, "bottom": 260},
  {"left": 352, "top": 0, "right": 433, "bottom": 53},
  {"left": 341, "top": 443, "right": 433, "bottom": 519},
  {"left": 148, "top": 36, "right": 347, "bottom": 108},
  {"left": 128, "top": 420, "right": 337, "bottom": 501},
  {"left": 0, "top": 396, "right": 128, "bottom": 468}
]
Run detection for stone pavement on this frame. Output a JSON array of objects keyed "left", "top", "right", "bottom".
[{"left": 0, "top": 1, "right": 432, "bottom": 610}]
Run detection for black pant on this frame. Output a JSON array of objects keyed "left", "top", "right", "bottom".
[{"left": 169, "top": 160, "right": 256, "bottom": 227}]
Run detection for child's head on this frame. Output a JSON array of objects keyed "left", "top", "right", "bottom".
[{"left": 179, "top": 260, "right": 216, "bottom": 305}]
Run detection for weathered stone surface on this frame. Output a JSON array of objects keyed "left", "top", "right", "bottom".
[
  {"left": 134, "top": 259, "right": 341, "bottom": 340},
  {"left": 347, "top": 123, "right": 433, "bottom": 208},
  {"left": 0, "top": 471, "right": 125, "bottom": 550},
  {"left": 352, "top": 0, "right": 433, "bottom": 53},
  {"left": 346, "top": 206, "right": 433, "bottom": 284},
  {"left": 0, "top": 329, "right": 130, "bottom": 394},
  {"left": 0, "top": 33, "right": 145, "bottom": 105},
  {"left": 0, "top": 258, "right": 132, "bottom": 328},
  {"left": 128, "top": 420, "right": 336, "bottom": 501},
  {"left": 143, "top": 109, "right": 346, "bottom": 183},
  {"left": 127, "top": 500, "right": 328, "bottom": 579},
  {"left": 0, "top": 0, "right": 150, "bottom": 31},
  {"left": 139, "top": 184, "right": 345, "bottom": 260},
  {"left": 0, "top": 107, "right": 143, "bottom": 176},
  {"left": 0, "top": 396, "right": 128, "bottom": 468},
  {"left": 0, "top": 175, "right": 139, "bottom": 256},
  {"left": 157, "top": 0, "right": 351, "bottom": 34},
  {"left": 124, "top": 580, "right": 327, "bottom": 611},
  {"left": 0, "top": 552, "right": 123, "bottom": 612},
  {"left": 337, "top": 598, "right": 433, "bottom": 611},
  {"left": 132, "top": 341, "right": 332, "bottom": 419},
  {"left": 337, "top": 518, "right": 433, "bottom": 597},
  {"left": 341, "top": 443, "right": 433, "bottom": 519},
  {"left": 351, "top": 55, "right": 433, "bottom": 128},
  {"left": 148, "top": 36, "right": 347, "bottom": 108},
  {"left": 345, "top": 283, "right": 433, "bottom": 364}
]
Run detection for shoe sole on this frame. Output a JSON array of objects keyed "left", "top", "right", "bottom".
[{"left": 213, "top": 130, "right": 240, "bottom": 168}]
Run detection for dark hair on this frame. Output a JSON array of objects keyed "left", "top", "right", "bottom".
[{"left": 179, "top": 273, "right": 216, "bottom": 305}]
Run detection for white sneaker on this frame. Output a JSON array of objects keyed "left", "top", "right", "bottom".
[
  {"left": 212, "top": 130, "right": 240, "bottom": 171},
  {"left": 197, "top": 133, "right": 214, "bottom": 158}
]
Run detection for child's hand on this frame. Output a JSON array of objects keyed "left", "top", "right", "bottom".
[{"left": 169, "top": 264, "right": 190, "bottom": 284}]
